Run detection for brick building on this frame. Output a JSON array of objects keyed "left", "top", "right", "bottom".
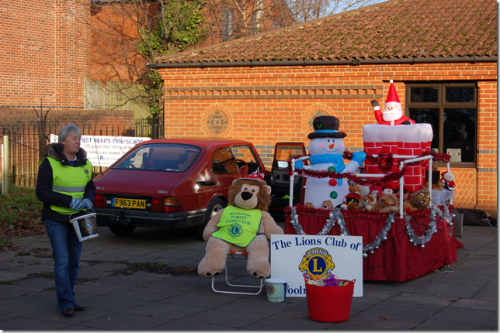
[{"left": 152, "top": 0, "right": 497, "bottom": 214}]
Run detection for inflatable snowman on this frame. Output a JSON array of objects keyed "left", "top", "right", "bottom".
[{"left": 295, "top": 116, "right": 366, "bottom": 209}]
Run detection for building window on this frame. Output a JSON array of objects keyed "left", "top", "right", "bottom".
[
  {"left": 222, "top": 9, "right": 234, "bottom": 41},
  {"left": 405, "top": 82, "right": 477, "bottom": 166}
]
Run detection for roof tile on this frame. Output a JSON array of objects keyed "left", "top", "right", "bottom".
[{"left": 156, "top": 0, "right": 495, "bottom": 64}]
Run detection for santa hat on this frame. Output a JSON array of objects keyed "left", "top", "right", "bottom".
[
  {"left": 382, "top": 184, "right": 394, "bottom": 194},
  {"left": 385, "top": 80, "right": 401, "bottom": 105},
  {"left": 240, "top": 171, "right": 267, "bottom": 183}
]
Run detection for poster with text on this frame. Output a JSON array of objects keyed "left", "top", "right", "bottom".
[
  {"left": 270, "top": 234, "right": 363, "bottom": 297},
  {"left": 50, "top": 134, "right": 150, "bottom": 167}
]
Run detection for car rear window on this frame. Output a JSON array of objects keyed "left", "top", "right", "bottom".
[{"left": 113, "top": 143, "right": 202, "bottom": 172}]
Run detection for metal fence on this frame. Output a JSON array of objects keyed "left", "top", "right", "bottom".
[{"left": 1, "top": 116, "right": 161, "bottom": 188}]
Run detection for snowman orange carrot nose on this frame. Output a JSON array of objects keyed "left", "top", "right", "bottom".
[{"left": 329, "top": 143, "right": 335, "bottom": 149}]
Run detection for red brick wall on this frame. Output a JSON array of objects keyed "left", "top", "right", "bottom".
[
  {"left": 0, "top": 0, "right": 89, "bottom": 109},
  {"left": 159, "top": 61, "right": 497, "bottom": 214}
]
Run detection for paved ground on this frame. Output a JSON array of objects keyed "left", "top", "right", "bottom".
[{"left": 0, "top": 224, "right": 497, "bottom": 330}]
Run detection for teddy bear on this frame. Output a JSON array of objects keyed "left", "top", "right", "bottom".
[
  {"left": 321, "top": 200, "right": 334, "bottom": 210},
  {"left": 198, "top": 173, "right": 284, "bottom": 279},
  {"left": 410, "top": 189, "right": 431, "bottom": 209},
  {"left": 440, "top": 171, "right": 456, "bottom": 191},
  {"left": 358, "top": 193, "right": 378, "bottom": 211},
  {"left": 373, "top": 193, "right": 399, "bottom": 214}
]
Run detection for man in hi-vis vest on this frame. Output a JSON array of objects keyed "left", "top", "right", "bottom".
[{"left": 36, "top": 124, "right": 95, "bottom": 317}]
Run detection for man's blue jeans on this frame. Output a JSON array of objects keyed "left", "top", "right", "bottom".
[{"left": 44, "top": 219, "right": 83, "bottom": 312}]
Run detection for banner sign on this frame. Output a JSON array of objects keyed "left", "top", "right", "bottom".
[
  {"left": 50, "top": 134, "right": 150, "bottom": 167},
  {"left": 270, "top": 234, "right": 363, "bottom": 297}
]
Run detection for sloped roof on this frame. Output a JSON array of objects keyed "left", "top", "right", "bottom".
[{"left": 155, "top": 0, "right": 497, "bottom": 65}]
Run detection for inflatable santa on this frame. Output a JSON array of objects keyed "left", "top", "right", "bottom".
[{"left": 371, "top": 80, "right": 415, "bottom": 126}]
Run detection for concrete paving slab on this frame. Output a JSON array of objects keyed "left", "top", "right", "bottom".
[
  {"left": 449, "top": 256, "right": 498, "bottom": 276},
  {"left": 415, "top": 317, "right": 497, "bottom": 330},
  {"left": 108, "top": 286, "right": 180, "bottom": 301},
  {"left": 0, "top": 284, "right": 42, "bottom": 300},
  {"left": 245, "top": 315, "right": 334, "bottom": 330},
  {"left": 470, "top": 240, "right": 498, "bottom": 256},
  {"left": 473, "top": 286, "right": 498, "bottom": 300},
  {"left": 80, "top": 262, "right": 129, "bottom": 272},
  {"left": 77, "top": 270, "right": 112, "bottom": 280},
  {"left": 363, "top": 279, "right": 428, "bottom": 293},
  {"left": 449, "top": 298, "right": 498, "bottom": 312},
  {"left": 145, "top": 276, "right": 211, "bottom": 292},
  {"left": 73, "top": 312, "right": 169, "bottom": 330},
  {"left": 0, "top": 261, "right": 25, "bottom": 270},
  {"left": 181, "top": 308, "right": 270, "bottom": 328},
  {"left": 14, "top": 277, "right": 55, "bottom": 289},
  {"left": 160, "top": 291, "right": 245, "bottom": 308},
  {"left": 0, "top": 317, "right": 72, "bottom": 330},
  {"left": 124, "top": 302, "right": 207, "bottom": 319},
  {"left": 431, "top": 307, "right": 498, "bottom": 328},
  {"left": 487, "top": 276, "right": 497, "bottom": 286},
  {"left": 96, "top": 273, "right": 165, "bottom": 286},
  {"left": 326, "top": 322, "right": 381, "bottom": 330},
  {"left": 151, "top": 319, "right": 231, "bottom": 330},
  {"left": 349, "top": 297, "right": 384, "bottom": 312},
  {"left": 73, "top": 280, "right": 134, "bottom": 296},
  {"left": 363, "top": 300, "right": 444, "bottom": 319},
  {"left": 428, "top": 271, "right": 496, "bottom": 286},
  {"left": 79, "top": 294, "right": 150, "bottom": 312},
  {"left": 413, "top": 281, "right": 483, "bottom": 298},
  {"left": 0, "top": 271, "right": 29, "bottom": 281},
  {"left": 344, "top": 311, "right": 424, "bottom": 330},
  {"left": 5, "top": 263, "right": 54, "bottom": 276},
  {"left": 271, "top": 302, "right": 310, "bottom": 319}
]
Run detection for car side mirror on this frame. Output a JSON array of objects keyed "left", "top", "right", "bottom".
[{"left": 277, "top": 161, "right": 288, "bottom": 169}]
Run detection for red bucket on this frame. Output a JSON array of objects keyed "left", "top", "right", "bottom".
[{"left": 305, "top": 279, "right": 355, "bottom": 323}]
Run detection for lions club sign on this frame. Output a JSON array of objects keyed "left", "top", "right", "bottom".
[{"left": 270, "top": 235, "right": 363, "bottom": 297}]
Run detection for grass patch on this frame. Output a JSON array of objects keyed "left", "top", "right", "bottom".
[{"left": 0, "top": 184, "right": 45, "bottom": 251}]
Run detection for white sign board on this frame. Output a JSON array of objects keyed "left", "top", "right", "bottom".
[
  {"left": 50, "top": 134, "right": 150, "bottom": 167},
  {"left": 270, "top": 234, "right": 363, "bottom": 297}
]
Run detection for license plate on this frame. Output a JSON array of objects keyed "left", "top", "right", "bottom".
[{"left": 112, "top": 198, "right": 146, "bottom": 209}]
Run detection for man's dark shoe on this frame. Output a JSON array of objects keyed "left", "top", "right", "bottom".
[
  {"left": 62, "top": 307, "right": 74, "bottom": 317},
  {"left": 74, "top": 304, "right": 86, "bottom": 311}
]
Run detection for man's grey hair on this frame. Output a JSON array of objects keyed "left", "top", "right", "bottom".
[{"left": 58, "top": 124, "right": 82, "bottom": 144}]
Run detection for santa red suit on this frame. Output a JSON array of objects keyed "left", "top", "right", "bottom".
[{"left": 372, "top": 80, "right": 415, "bottom": 126}]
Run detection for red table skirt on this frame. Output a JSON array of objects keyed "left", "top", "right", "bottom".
[{"left": 284, "top": 209, "right": 457, "bottom": 282}]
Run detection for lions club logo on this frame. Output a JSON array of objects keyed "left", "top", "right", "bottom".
[
  {"left": 228, "top": 223, "right": 243, "bottom": 238},
  {"left": 298, "top": 247, "right": 335, "bottom": 280},
  {"left": 267, "top": 284, "right": 276, "bottom": 295},
  {"left": 84, "top": 169, "right": 89, "bottom": 175}
]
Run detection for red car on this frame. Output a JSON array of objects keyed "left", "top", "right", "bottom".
[{"left": 93, "top": 138, "right": 301, "bottom": 238}]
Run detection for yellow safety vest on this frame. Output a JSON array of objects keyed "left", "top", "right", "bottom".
[
  {"left": 212, "top": 205, "right": 262, "bottom": 247},
  {"left": 46, "top": 157, "right": 92, "bottom": 215}
]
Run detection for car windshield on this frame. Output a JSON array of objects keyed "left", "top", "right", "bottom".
[{"left": 113, "top": 143, "right": 202, "bottom": 172}]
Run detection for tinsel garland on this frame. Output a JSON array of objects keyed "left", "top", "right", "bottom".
[
  {"left": 287, "top": 150, "right": 451, "bottom": 186},
  {"left": 288, "top": 204, "right": 454, "bottom": 257},
  {"left": 290, "top": 165, "right": 409, "bottom": 187}
]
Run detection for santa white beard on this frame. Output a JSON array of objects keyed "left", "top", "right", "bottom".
[{"left": 382, "top": 102, "right": 403, "bottom": 122}]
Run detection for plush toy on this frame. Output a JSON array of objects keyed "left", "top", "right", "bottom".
[
  {"left": 305, "top": 202, "right": 315, "bottom": 209},
  {"left": 440, "top": 171, "right": 456, "bottom": 191},
  {"left": 398, "top": 198, "right": 416, "bottom": 213},
  {"left": 341, "top": 192, "right": 361, "bottom": 211},
  {"left": 321, "top": 200, "right": 334, "bottom": 210},
  {"left": 358, "top": 193, "right": 378, "bottom": 211},
  {"left": 373, "top": 193, "right": 399, "bottom": 214},
  {"left": 410, "top": 189, "right": 431, "bottom": 209},
  {"left": 198, "top": 173, "right": 284, "bottom": 279}
]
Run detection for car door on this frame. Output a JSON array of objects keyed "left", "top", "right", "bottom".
[{"left": 268, "top": 142, "right": 307, "bottom": 221}]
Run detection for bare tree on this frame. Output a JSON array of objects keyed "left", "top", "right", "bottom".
[{"left": 284, "top": 0, "right": 384, "bottom": 24}]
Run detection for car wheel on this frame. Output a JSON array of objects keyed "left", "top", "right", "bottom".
[
  {"left": 109, "top": 225, "right": 136, "bottom": 236},
  {"left": 196, "top": 198, "right": 226, "bottom": 240}
]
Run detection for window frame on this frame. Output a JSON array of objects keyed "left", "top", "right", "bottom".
[{"left": 405, "top": 81, "right": 478, "bottom": 168}]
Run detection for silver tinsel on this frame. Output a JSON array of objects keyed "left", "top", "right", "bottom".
[
  {"left": 404, "top": 213, "right": 437, "bottom": 247},
  {"left": 289, "top": 206, "right": 305, "bottom": 235},
  {"left": 289, "top": 204, "right": 452, "bottom": 256}
]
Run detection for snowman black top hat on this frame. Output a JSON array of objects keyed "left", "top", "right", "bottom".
[{"left": 308, "top": 116, "right": 347, "bottom": 139}]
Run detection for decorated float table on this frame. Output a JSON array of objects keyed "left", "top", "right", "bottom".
[{"left": 284, "top": 205, "right": 457, "bottom": 282}]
